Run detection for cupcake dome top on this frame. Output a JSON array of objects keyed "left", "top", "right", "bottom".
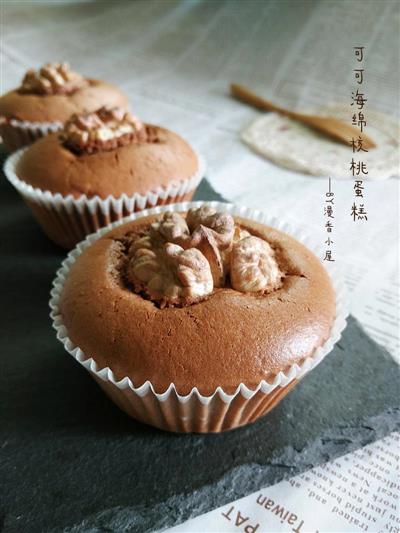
[
  {"left": 0, "top": 62, "right": 128, "bottom": 122},
  {"left": 15, "top": 107, "right": 199, "bottom": 199},
  {"left": 59, "top": 210, "right": 336, "bottom": 395}
]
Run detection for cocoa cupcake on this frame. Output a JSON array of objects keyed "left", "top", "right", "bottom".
[
  {"left": 50, "top": 202, "right": 347, "bottom": 433},
  {"left": 4, "top": 107, "right": 204, "bottom": 249},
  {"left": 0, "top": 62, "right": 128, "bottom": 151}
]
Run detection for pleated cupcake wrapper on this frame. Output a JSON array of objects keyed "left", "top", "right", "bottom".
[
  {"left": 4, "top": 148, "right": 206, "bottom": 249},
  {"left": 49, "top": 201, "right": 348, "bottom": 433},
  {"left": 0, "top": 117, "right": 63, "bottom": 152}
]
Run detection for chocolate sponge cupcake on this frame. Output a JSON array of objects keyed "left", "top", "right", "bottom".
[
  {"left": 5, "top": 107, "right": 204, "bottom": 248},
  {"left": 0, "top": 62, "right": 128, "bottom": 151},
  {"left": 50, "top": 202, "right": 347, "bottom": 433}
]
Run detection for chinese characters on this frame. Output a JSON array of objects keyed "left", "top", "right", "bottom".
[
  {"left": 350, "top": 46, "right": 368, "bottom": 222},
  {"left": 323, "top": 178, "right": 335, "bottom": 262}
]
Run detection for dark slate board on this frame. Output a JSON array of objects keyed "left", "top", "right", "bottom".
[{"left": 1, "top": 153, "right": 399, "bottom": 533}]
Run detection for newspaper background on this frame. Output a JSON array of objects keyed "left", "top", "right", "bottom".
[
  {"left": 170, "top": 433, "right": 400, "bottom": 533},
  {"left": 1, "top": 1, "right": 399, "bottom": 531},
  {"left": 2, "top": 0, "right": 398, "bottom": 358}
]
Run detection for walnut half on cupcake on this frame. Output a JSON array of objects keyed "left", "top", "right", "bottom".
[
  {"left": 4, "top": 107, "right": 204, "bottom": 249},
  {"left": 52, "top": 204, "right": 343, "bottom": 433},
  {"left": 0, "top": 62, "right": 129, "bottom": 151}
]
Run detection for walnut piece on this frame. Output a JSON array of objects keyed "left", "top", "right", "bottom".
[
  {"left": 220, "top": 224, "right": 251, "bottom": 276},
  {"left": 20, "top": 62, "right": 88, "bottom": 95},
  {"left": 230, "top": 236, "right": 282, "bottom": 293},
  {"left": 191, "top": 225, "right": 224, "bottom": 287},
  {"left": 151, "top": 212, "right": 190, "bottom": 245},
  {"left": 233, "top": 226, "right": 251, "bottom": 243},
  {"left": 128, "top": 239, "right": 213, "bottom": 306},
  {"left": 187, "top": 206, "right": 234, "bottom": 249},
  {"left": 61, "top": 106, "right": 147, "bottom": 154},
  {"left": 165, "top": 244, "right": 213, "bottom": 300},
  {"left": 127, "top": 210, "right": 283, "bottom": 306}
]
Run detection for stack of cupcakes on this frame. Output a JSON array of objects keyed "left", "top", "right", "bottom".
[
  {"left": 0, "top": 62, "right": 128, "bottom": 151},
  {"left": 3, "top": 63, "right": 205, "bottom": 248},
  {"left": 2, "top": 62, "right": 347, "bottom": 434}
]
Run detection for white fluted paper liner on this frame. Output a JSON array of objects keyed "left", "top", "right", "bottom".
[
  {"left": 4, "top": 148, "right": 206, "bottom": 249},
  {"left": 0, "top": 117, "right": 63, "bottom": 152},
  {"left": 49, "top": 201, "right": 348, "bottom": 432}
]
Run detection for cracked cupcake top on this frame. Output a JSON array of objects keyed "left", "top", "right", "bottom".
[
  {"left": 19, "top": 62, "right": 88, "bottom": 96},
  {"left": 59, "top": 209, "right": 336, "bottom": 394},
  {"left": 60, "top": 106, "right": 157, "bottom": 154},
  {"left": 126, "top": 207, "right": 284, "bottom": 307}
]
